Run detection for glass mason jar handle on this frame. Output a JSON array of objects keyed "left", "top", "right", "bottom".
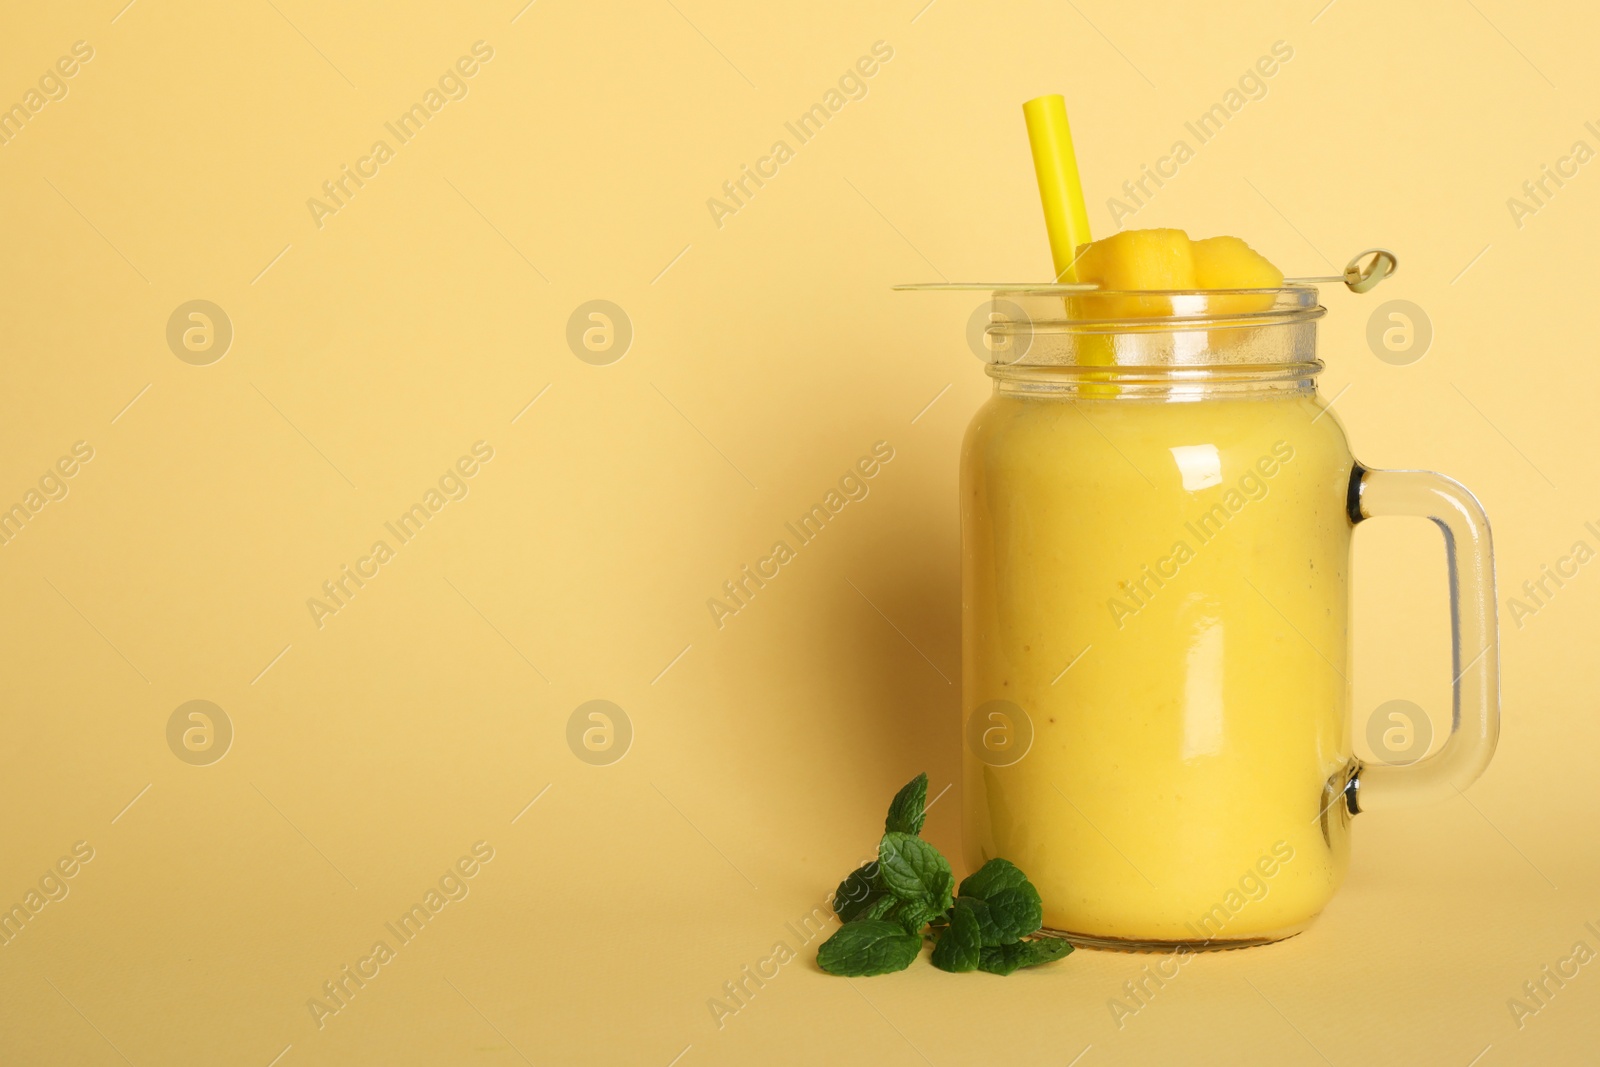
[{"left": 1346, "top": 466, "right": 1500, "bottom": 812}]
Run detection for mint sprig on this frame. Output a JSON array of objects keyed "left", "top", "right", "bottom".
[{"left": 817, "top": 772, "right": 1074, "bottom": 977}]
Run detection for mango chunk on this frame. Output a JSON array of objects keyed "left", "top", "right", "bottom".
[
  {"left": 1072, "top": 228, "right": 1194, "bottom": 318},
  {"left": 1191, "top": 235, "right": 1284, "bottom": 290},
  {"left": 1073, "top": 228, "right": 1196, "bottom": 289},
  {"left": 1071, "top": 229, "right": 1283, "bottom": 318}
]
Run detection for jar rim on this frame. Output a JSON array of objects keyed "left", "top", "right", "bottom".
[
  {"left": 987, "top": 284, "right": 1325, "bottom": 331},
  {"left": 978, "top": 286, "right": 1325, "bottom": 374}
]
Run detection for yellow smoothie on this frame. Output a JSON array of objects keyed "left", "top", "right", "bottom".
[{"left": 961, "top": 386, "right": 1356, "bottom": 945}]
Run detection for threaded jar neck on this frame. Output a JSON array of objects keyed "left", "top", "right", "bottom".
[{"left": 981, "top": 285, "right": 1325, "bottom": 399}]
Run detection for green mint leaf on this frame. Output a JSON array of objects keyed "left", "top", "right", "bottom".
[
  {"left": 884, "top": 773, "right": 929, "bottom": 836},
  {"left": 929, "top": 901, "right": 982, "bottom": 972},
  {"left": 977, "top": 938, "right": 1074, "bottom": 976},
  {"left": 816, "top": 920, "right": 924, "bottom": 976},
  {"left": 834, "top": 862, "right": 884, "bottom": 922},
  {"left": 985, "top": 884, "right": 1043, "bottom": 940},
  {"left": 954, "top": 896, "right": 1000, "bottom": 946},
  {"left": 878, "top": 833, "right": 955, "bottom": 910},
  {"left": 976, "top": 943, "right": 1025, "bottom": 976},
  {"left": 954, "top": 859, "right": 1042, "bottom": 945},
  {"left": 958, "top": 858, "right": 1029, "bottom": 900},
  {"left": 955, "top": 887, "right": 1043, "bottom": 947},
  {"left": 928, "top": 869, "right": 954, "bottom": 910},
  {"left": 860, "top": 894, "right": 897, "bottom": 921},
  {"left": 885, "top": 895, "right": 942, "bottom": 936},
  {"left": 1022, "top": 938, "right": 1074, "bottom": 966},
  {"left": 839, "top": 887, "right": 895, "bottom": 924}
]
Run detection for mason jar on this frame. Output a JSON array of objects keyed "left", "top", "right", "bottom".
[{"left": 959, "top": 285, "right": 1499, "bottom": 949}]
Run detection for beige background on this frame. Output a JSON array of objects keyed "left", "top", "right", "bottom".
[{"left": 0, "top": 0, "right": 1595, "bottom": 1063}]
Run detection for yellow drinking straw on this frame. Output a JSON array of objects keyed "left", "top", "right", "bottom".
[
  {"left": 1023, "top": 94, "right": 1115, "bottom": 392},
  {"left": 1022, "top": 95, "right": 1093, "bottom": 281}
]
